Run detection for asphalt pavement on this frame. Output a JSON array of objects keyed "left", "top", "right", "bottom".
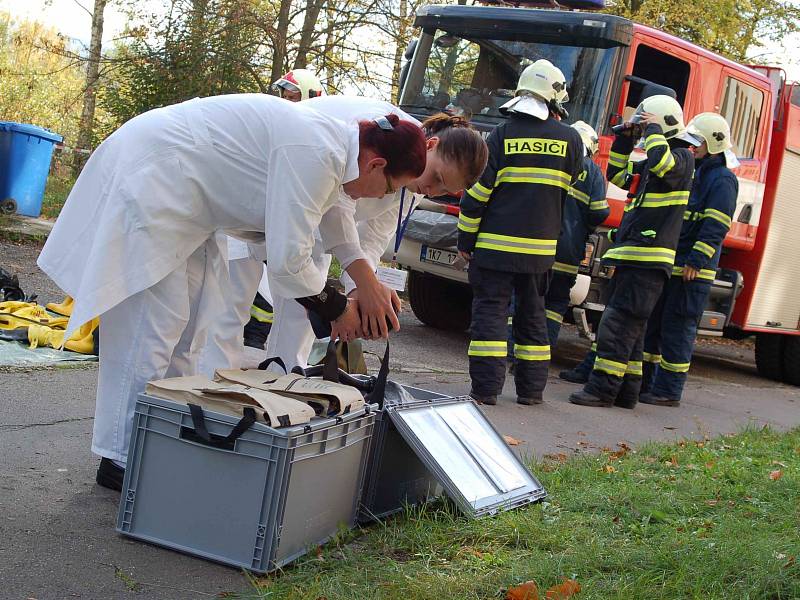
[{"left": 1, "top": 239, "right": 798, "bottom": 599}]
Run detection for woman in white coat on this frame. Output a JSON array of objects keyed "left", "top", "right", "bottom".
[
  {"left": 37, "top": 93, "right": 427, "bottom": 489},
  {"left": 198, "top": 96, "right": 489, "bottom": 374}
]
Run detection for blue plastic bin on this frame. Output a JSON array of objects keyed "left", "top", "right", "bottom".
[{"left": 0, "top": 122, "right": 63, "bottom": 217}]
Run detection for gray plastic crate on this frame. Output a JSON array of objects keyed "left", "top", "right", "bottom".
[
  {"left": 117, "top": 393, "right": 375, "bottom": 573},
  {"left": 359, "top": 385, "right": 447, "bottom": 523}
]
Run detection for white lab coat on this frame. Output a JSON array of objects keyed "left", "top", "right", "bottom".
[
  {"left": 198, "top": 96, "right": 421, "bottom": 374},
  {"left": 37, "top": 94, "right": 363, "bottom": 462}
]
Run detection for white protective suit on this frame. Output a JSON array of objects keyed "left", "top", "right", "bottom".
[
  {"left": 37, "top": 94, "right": 366, "bottom": 462},
  {"left": 197, "top": 96, "right": 420, "bottom": 374}
]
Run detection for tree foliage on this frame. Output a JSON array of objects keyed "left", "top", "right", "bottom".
[{"left": 605, "top": 0, "right": 800, "bottom": 62}]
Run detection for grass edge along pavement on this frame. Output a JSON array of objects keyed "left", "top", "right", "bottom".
[{"left": 247, "top": 426, "right": 799, "bottom": 600}]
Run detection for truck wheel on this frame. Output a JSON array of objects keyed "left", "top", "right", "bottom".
[
  {"left": 754, "top": 333, "right": 785, "bottom": 381},
  {"left": 782, "top": 336, "right": 800, "bottom": 386},
  {"left": 408, "top": 270, "right": 471, "bottom": 331}
]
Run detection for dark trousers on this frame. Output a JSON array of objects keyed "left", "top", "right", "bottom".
[
  {"left": 243, "top": 291, "right": 273, "bottom": 349},
  {"left": 469, "top": 266, "right": 549, "bottom": 398},
  {"left": 544, "top": 271, "right": 576, "bottom": 347},
  {"left": 642, "top": 277, "right": 711, "bottom": 400},
  {"left": 584, "top": 266, "right": 667, "bottom": 401}
]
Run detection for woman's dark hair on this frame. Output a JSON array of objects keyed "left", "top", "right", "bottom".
[
  {"left": 358, "top": 113, "right": 426, "bottom": 179},
  {"left": 422, "top": 113, "right": 489, "bottom": 187}
]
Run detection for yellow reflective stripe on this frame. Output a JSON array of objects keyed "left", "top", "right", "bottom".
[
  {"left": 250, "top": 304, "right": 273, "bottom": 323},
  {"left": 672, "top": 266, "right": 716, "bottom": 280},
  {"left": 468, "top": 340, "right": 507, "bottom": 357},
  {"left": 703, "top": 208, "right": 732, "bottom": 228},
  {"left": 603, "top": 245, "right": 676, "bottom": 264},
  {"left": 495, "top": 166, "right": 571, "bottom": 190},
  {"left": 610, "top": 169, "right": 628, "bottom": 187},
  {"left": 514, "top": 344, "right": 551, "bottom": 361},
  {"left": 590, "top": 199, "right": 609, "bottom": 211},
  {"left": 553, "top": 261, "right": 579, "bottom": 275},
  {"left": 457, "top": 213, "right": 481, "bottom": 233},
  {"left": 651, "top": 151, "right": 676, "bottom": 177},
  {"left": 476, "top": 232, "right": 557, "bottom": 255},
  {"left": 644, "top": 134, "right": 669, "bottom": 151},
  {"left": 608, "top": 151, "right": 629, "bottom": 168},
  {"left": 467, "top": 182, "right": 491, "bottom": 203},
  {"left": 642, "top": 352, "right": 661, "bottom": 364},
  {"left": 569, "top": 187, "right": 591, "bottom": 205},
  {"left": 639, "top": 190, "right": 690, "bottom": 208},
  {"left": 507, "top": 316, "right": 513, "bottom": 325},
  {"left": 626, "top": 360, "right": 643, "bottom": 376},
  {"left": 594, "top": 357, "right": 627, "bottom": 377},
  {"left": 693, "top": 240, "right": 716, "bottom": 258},
  {"left": 660, "top": 358, "right": 690, "bottom": 373},
  {"left": 683, "top": 210, "right": 702, "bottom": 221},
  {"left": 546, "top": 309, "right": 563, "bottom": 323},
  {"left": 591, "top": 342, "right": 598, "bottom": 352}
]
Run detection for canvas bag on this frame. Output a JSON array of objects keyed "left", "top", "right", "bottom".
[{"left": 145, "top": 375, "right": 315, "bottom": 427}]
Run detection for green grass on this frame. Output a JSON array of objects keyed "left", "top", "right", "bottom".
[
  {"left": 248, "top": 427, "right": 800, "bottom": 599},
  {"left": 40, "top": 171, "right": 76, "bottom": 219}
]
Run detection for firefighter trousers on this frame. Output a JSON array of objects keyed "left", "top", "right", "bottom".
[
  {"left": 544, "top": 271, "right": 576, "bottom": 347},
  {"left": 642, "top": 277, "right": 711, "bottom": 400},
  {"left": 584, "top": 266, "right": 666, "bottom": 402},
  {"left": 468, "top": 266, "right": 550, "bottom": 398}
]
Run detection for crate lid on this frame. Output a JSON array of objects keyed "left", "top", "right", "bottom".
[
  {"left": 0, "top": 121, "right": 63, "bottom": 143},
  {"left": 384, "top": 396, "right": 546, "bottom": 518}
]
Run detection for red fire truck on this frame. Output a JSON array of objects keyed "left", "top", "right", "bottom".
[{"left": 390, "top": 3, "right": 800, "bottom": 385}]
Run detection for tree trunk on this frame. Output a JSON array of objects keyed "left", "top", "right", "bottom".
[
  {"left": 72, "top": 0, "right": 107, "bottom": 176},
  {"left": 269, "top": 0, "right": 294, "bottom": 84},
  {"left": 293, "top": 0, "right": 325, "bottom": 70},
  {"left": 390, "top": 0, "right": 409, "bottom": 102}
]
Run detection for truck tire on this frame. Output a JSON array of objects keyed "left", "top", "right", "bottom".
[
  {"left": 408, "top": 270, "right": 471, "bottom": 331},
  {"left": 754, "top": 333, "right": 785, "bottom": 382},
  {"left": 781, "top": 336, "right": 800, "bottom": 386}
]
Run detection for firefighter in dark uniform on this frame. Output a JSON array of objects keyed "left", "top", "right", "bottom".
[
  {"left": 545, "top": 121, "right": 609, "bottom": 346},
  {"left": 458, "top": 60, "right": 583, "bottom": 406},
  {"left": 569, "top": 94, "right": 699, "bottom": 409},
  {"left": 640, "top": 113, "right": 738, "bottom": 406}
]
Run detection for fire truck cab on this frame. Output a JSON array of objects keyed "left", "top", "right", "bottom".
[{"left": 391, "top": 3, "right": 800, "bottom": 385}]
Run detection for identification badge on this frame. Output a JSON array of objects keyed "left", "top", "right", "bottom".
[{"left": 376, "top": 266, "right": 408, "bottom": 291}]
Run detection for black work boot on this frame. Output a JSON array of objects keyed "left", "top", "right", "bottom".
[
  {"left": 559, "top": 367, "right": 589, "bottom": 384},
  {"left": 569, "top": 389, "right": 613, "bottom": 407},
  {"left": 469, "top": 390, "right": 497, "bottom": 406},
  {"left": 517, "top": 394, "right": 543, "bottom": 406},
  {"left": 639, "top": 392, "right": 680, "bottom": 407},
  {"left": 96, "top": 458, "right": 125, "bottom": 492},
  {"left": 614, "top": 377, "right": 641, "bottom": 410}
]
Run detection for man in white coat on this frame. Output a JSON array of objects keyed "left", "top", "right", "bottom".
[
  {"left": 199, "top": 95, "right": 490, "bottom": 374},
  {"left": 37, "top": 93, "right": 427, "bottom": 490}
]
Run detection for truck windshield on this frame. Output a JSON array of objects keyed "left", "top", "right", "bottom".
[{"left": 400, "top": 31, "right": 622, "bottom": 132}]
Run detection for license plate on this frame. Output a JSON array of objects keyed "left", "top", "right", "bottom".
[{"left": 420, "top": 245, "right": 459, "bottom": 267}]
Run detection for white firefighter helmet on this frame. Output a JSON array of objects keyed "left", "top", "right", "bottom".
[
  {"left": 272, "top": 68, "right": 324, "bottom": 101},
  {"left": 572, "top": 120, "right": 599, "bottom": 156},
  {"left": 630, "top": 94, "right": 698, "bottom": 143},
  {"left": 501, "top": 59, "right": 568, "bottom": 120},
  {"left": 686, "top": 112, "right": 739, "bottom": 168}
]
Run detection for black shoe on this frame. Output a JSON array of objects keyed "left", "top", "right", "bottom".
[
  {"left": 559, "top": 368, "right": 589, "bottom": 384},
  {"left": 96, "top": 458, "right": 125, "bottom": 491},
  {"left": 614, "top": 396, "right": 638, "bottom": 410},
  {"left": 517, "top": 394, "right": 543, "bottom": 406},
  {"left": 469, "top": 391, "right": 497, "bottom": 405},
  {"left": 569, "top": 390, "right": 613, "bottom": 407},
  {"left": 639, "top": 392, "right": 680, "bottom": 407}
]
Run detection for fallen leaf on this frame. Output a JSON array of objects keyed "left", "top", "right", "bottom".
[
  {"left": 705, "top": 461, "right": 716, "bottom": 468},
  {"left": 506, "top": 580, "right": 539, "bottom": 600},
  {"left": 544, "top": 453, "right": 568, "bottom": 462},
  {"left": 504, "top": 435, "right": 521, "bottom": 446},
  {"left": 601, "top": 465, "right": 616, "bottom": 473},
  {"left": 704, "top": 499, "right": 719, "bottom": 507},
  {"left": 545, "top": 578, "right": 581, "bottom": 599},
  {"left": 784, "top": 556, "right": 796, "bottom": 568},
  {"left": 770, "top": 470, "right": 783, "bottom": 481},
  {"left": 612, "top": 516, "right": 621, "bottom": 524}
]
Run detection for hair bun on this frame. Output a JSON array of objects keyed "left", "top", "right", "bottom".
[{"left": 421, "top": 113, "right": 474, "bottom": 135}]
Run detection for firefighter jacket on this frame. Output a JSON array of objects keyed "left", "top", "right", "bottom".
[
  {"left": 603, "top": 123, "right": 695, "bottom": 275},
  {"left": 672, "top": 153, "right": 738, "bottom": 282},
  {"left": 457, "top": 113, "right": 584, "bottom": 273},
  {"left": 553, "top": 155, "right": 609, "bottom": 276}
]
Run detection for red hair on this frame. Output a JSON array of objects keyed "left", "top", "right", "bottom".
[{"left": 358, "top": 114, "right": 426, "bottom": 179}]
